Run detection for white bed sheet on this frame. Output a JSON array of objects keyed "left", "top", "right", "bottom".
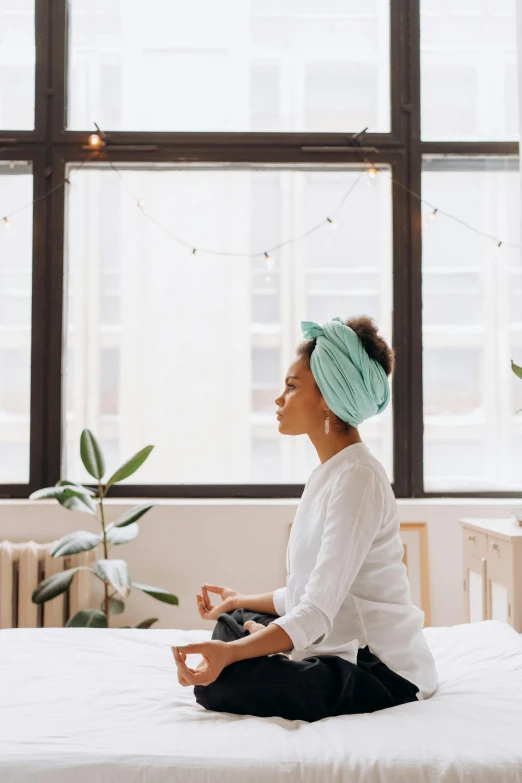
[{"left": 1, "top": 619, "right": 521, "bottom": 783}]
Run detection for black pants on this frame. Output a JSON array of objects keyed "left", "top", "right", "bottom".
[{"left": 193, "top": 609, "right": 419, "bottom": 723}]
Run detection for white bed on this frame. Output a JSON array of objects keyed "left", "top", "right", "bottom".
[{"left": 1, "top": 619, "right": 521, "bottom": 783}]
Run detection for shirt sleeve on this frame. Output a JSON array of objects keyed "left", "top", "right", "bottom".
[
  {"left": 272, "top": 586, "right": 286, "bottom": 617},
  {"left": 270, "top": 463, "right": 385, "bottom": 652}
]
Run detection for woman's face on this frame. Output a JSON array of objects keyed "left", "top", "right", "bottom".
[{"left": 274, "top": 357, "right": 326, "bottom": 436}]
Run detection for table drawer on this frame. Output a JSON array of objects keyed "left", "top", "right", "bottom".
[
  {"left": 487, "top": 535, "right": 512, "bottom": 562},
  {"left": 462, "top": 528, "right": 488, "bottom": 558}
]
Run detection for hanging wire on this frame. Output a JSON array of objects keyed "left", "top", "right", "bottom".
[
  {"left": 2, "top": 154, "right": 96, "bottom": 221},
  {"left": 106, "top": 160, "right": 367, "bottom": 258},
  {"left": 349, "top": 132, "right": 521, "bottom": 250}
]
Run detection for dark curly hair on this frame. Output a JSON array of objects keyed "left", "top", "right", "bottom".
[{"left": 296, "top": 315, "right": 395, "bottom": 433}]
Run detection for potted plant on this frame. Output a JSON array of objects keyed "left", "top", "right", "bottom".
[{"left": 29, "top": 429, "right": 178, "bottom": 628}]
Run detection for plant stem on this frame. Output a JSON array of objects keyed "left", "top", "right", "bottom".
[{"left": 99, "top": 483, "right": 109, "bottom": 628}]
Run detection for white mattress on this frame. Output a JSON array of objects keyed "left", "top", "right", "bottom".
[{"left": 1, "top": 619, "right": 521, "bottom": 783}]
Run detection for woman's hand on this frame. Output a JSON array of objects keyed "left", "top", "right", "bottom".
[
  {"left": 173, "top": 641, "right": 233, "bottom": 687},
  {"left": 196, "top": 583, "right": 239, "bottom": 621}
]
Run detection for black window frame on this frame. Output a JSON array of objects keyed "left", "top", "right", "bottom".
[{"left": 0, "top": 0, "right": 518, "bottom": 500}]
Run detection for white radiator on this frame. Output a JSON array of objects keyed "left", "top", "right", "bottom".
[{"left": 0, "top": 541, "right": 97, "bottom": 629}]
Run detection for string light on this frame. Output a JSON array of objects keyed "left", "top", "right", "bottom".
[
  {"left": 423, "top": 208, "right": 438, "bottom": 229},
  {"left": 350, "top": 132, "right": 517, "bottom": 257},
  {"left": 366, "top": 166, "right": 379, "bottom": 187},
  {"left": 1, "top": 125, "right": 519, "bottom": 265},
  {"left": 87, "top": 133, "right": 104, "bottom": 149},
  {"left": 97, "top": 128, "right": 521, "bottom": 261},
  {"left": 102, "top": 157, "right": 518, "bottom": 262}
]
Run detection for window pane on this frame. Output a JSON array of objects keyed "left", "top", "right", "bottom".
[
  {"left": 64, "top": 164, "right": 393, "bottom": 485},
  {"left": 0, "top": 1, "right": 35, "bottom": 130},
  {"left": 0, "top": 161, "right": 33, "bottom": 483},
  {"left": 421, "top": 0, "right": 519, "bottom": 140},
  {"left": 422, "top": 156, "right": 522, "bottom": 490},
  {"left": 67, "top": 0, "right": 390, "bottom": 132}
]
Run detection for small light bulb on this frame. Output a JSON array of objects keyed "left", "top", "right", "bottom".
[
  {"left": 88, "top": 133, "right": 102, "bottom": 148},
  {"left": 367, "top": 167, "right": 378, "bottom": 179},
  {"left": 137, "top": 200, "right": 145, "bottom": 209},
  {"left": 326, "top": 217, "right": 338, "bottom": 230},
  {"left": 2, "top": 217, "right": 9, "bottom": 229},
  {"left": 191, "top": 248, "right": 197, "bottom": 255},
  {"left": 494, "top": 241, "right": 503, "bottom": 255},
  {"left": 428, "top": 209, "right": 438, "bottom": 221},
  {"left": 264, "top": 251, "right": 274, "bottom": 271}
]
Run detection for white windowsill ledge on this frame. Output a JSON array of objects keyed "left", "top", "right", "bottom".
[{"left": 0, "top": 497, "right": 521, "bottom": 508}]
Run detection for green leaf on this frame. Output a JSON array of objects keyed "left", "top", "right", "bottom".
[
  {"left": 56, "top": 479, "right": 96, "bottom": 496},
  {"left": 50, "top": 530, "right": 102, "bottom": 557},
  {"left": 100, "top": 596, "right": 125, "bottom": 615},
  {"left": 57, "top": 488, "right": 97, "bottom": 515},
  {"left": 105, "top": 445, "right": 154, "bottom": 490},
  {"left": 132, "top": 582, "right": 178, "bottom": 606},
  {"left": 512, "top": 360, "right": 522, "bottom": 380},
  {"left": 29, "top": 484, "right": 96, "bottom": 514},
  {"left": 29, "top": 486, "right": 68, "bottom": 501},
  {"left": 135, "top": 618, "right": 158, "bottom": 629},
  {"left": 66, "top": 609, "right": 108, "bottom": 628},
  {"left": 80, "top": 429, "right": 106, "bottom": 481},
  {"left": 106, "top": 522, "right": 139, "bottom": 545},
  {"left": 32, "top": 567, "right": 82, "bottom": 604},
  {"left": 95, "top": 559, "right": 131, "bottom": 598},
  {"left": 111, "top": 504, "right": 154, "bottom": 528}
]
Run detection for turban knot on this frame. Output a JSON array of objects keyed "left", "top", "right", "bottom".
[{"left": 300, "top": 316, "right": 390, "bottom": 427}]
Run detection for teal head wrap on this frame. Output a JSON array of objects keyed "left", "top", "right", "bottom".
[{"left": 300, "top": 316, "right": 390, "bottom": 428}]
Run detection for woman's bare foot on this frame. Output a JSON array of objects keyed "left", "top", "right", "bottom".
[{"left": 244, "top": 620, "right": 265, "bottom": 635}]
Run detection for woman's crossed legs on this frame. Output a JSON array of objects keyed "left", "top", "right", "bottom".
[{"left": 193, "top": 609, "right": 418, "bottom": 723}]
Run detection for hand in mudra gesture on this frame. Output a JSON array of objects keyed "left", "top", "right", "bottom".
[{"left": 196, "top": 583, "right": 239, "bottom": 621}]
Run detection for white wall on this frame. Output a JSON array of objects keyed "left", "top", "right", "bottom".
[{"left": 0, "top": 498, "right": 519, "bottom": 630}]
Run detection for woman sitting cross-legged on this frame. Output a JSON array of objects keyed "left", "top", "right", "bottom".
[{"left": 173, "top": 314, "right": 438, "bottom": 723}]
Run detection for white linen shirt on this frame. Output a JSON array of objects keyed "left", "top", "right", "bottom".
[{"left": 270, "top": 441, "right": 438, "bottom": 701}]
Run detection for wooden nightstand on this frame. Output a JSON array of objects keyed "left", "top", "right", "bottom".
[{"left": 459, "top": 518, "right": 522, "bottom": 632}]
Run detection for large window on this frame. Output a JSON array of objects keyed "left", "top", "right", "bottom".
[
  {"left": 421, "top": 0, "right": 518, "bottom": 141},
  {"left": 0, "top": 0, "right": 35, "bottom": 130},
  {"left": 0, "top": 162, "right": 33, "bottom": 483},
  {"left": 422, "top": 157, "right": 521, "bottom": 490},
  {"left": 0, "top": 0, "right": 520, "bottom": 498},
  {"left": 67, "top": 0, "right": 391, "bottom": 133},
  {"left": 64, "top": 165, "right": 393, "bottom": 485}
]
